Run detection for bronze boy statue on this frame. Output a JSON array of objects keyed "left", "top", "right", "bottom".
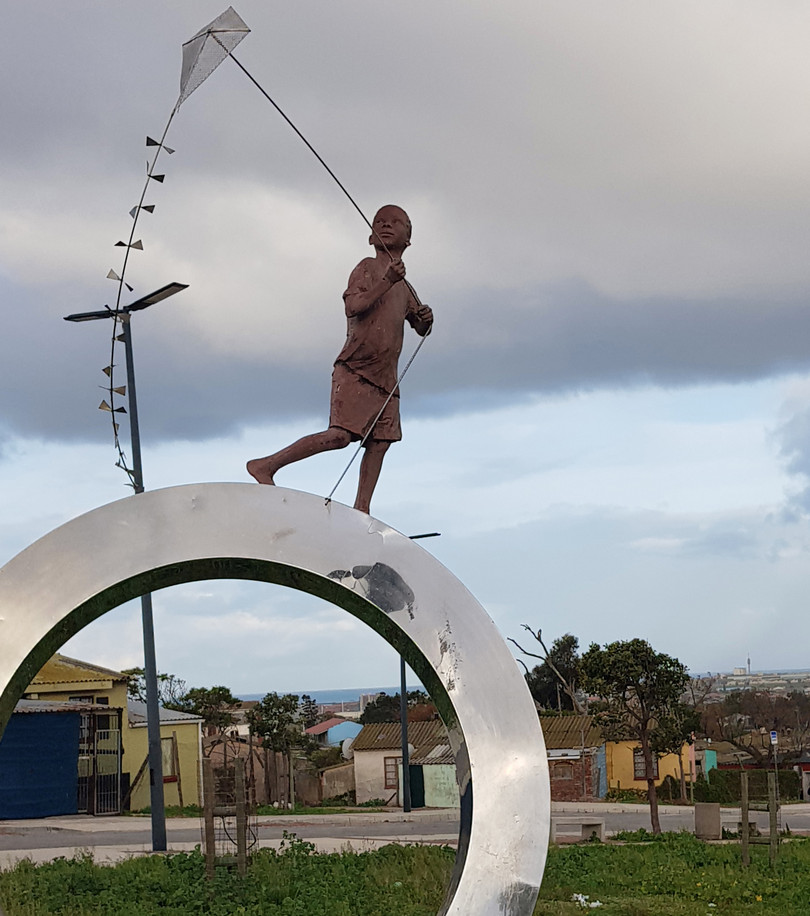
[{"left": 247, "top": 205, "right": 433, "bottom": 513}]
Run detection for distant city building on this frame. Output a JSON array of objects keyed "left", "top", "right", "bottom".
[{"left": 714, "top": 668, "right": 810, "bottom": 695}]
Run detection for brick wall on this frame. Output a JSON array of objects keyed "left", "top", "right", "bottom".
[{"left": 549, "top": 752, "right": 598, "bottom": 802}]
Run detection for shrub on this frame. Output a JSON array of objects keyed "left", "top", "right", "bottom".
[{"left": 692, "top": 768, "right": 800, "bottom": 803}]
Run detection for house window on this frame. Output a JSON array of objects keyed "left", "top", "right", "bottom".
[
  {"left": 633, "top": 748, "right": 658, "bottom": 780},
  {"left": 553, "top": 762, "right": 574, "bottom": 780},
  {"left": 384, "top": 756, "right": 402, "bottom": 789},
  {"left": 69, "top": 696, "right": 94, "bottom": 704},
  {"left": 161, "top": 737, "right": 177, "bottom": 781}
]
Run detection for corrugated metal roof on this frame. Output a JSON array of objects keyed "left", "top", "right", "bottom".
[
  {"left": 539, "top": 715, "right": 602, "bottom": 749},
  {"left": 30, "top": 653, "right": 128, "bottom": 686},
  {"left": 127, "top": 699, "right": 203, "bottom": 727},
  {"left": 305, "top": 717, "right": 348, "bottom": 735},
  {"left": 13, "top": 699, "right": 115, "bottom": 715},
  {"left": 411, "top": 742, "right": 455, "bottom": 766},
  {"left": 353, "top": 720, "right": 446, "bottom": 756}
]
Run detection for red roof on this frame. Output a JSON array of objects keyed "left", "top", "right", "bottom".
[{"left": 305, "top": 716, "right": 348, "bottom": 736}]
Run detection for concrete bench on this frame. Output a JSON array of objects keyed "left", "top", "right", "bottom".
[{"left": 551, "top": 818, "right": 605, "bottom": 842}]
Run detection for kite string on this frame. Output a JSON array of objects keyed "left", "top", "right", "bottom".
[
  {"left": 220, "top": 41, "right": 432, "bottom": 502},
  {"left": 226, "top": 47, "right": 428, "bottom": 307},
  {"left": 226, "top": 51, "right": 375, "bottom": 238}
]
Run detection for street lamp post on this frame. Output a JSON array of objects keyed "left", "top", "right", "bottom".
[
  {"left": 402, "top": 532, "right": 441, "bottom": 812},
  {"left": 65, "top": 282, "right": 188, "bottom": 850}
]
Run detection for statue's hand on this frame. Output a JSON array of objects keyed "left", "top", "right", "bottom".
[
  {"left": 416, "top": 303, "right": 433, "bottom": 334},
  {"left": 385, "top": 259, "right": 406, "bottom": 284}
]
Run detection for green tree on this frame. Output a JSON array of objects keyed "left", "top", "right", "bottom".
[
  {"left": 247, "top": 692, "right": 307, "bottom": 807},
  {"left": 509, "top": 629, "right": 582, "bottom": 712},
  {"left": 299, "top": 694, "right": 320, "bottom": 730},
  {"left": 581, "top": 639, "right": 690, "bottom": 834},
  {"left": 359, "top": 690, "right": 430, "bottom": 724},
  {"left": 121, "top": 668, "right": 187, "bottom": 707},
  {"left": 702, "top": 689, "right": 810, "bottom": 766},
  {"left": 172, "top": 685, "right": 239, "bottom": 731},
  {"left": 651, "top": 701, "right": 701, "bottom": 802},
  {"left": 247, "top": 692, "right": 303, "bottom": 752}
]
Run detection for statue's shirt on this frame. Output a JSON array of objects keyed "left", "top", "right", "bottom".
[
  {"left": 335, "top": 257, "right": 421, "bottom": 393},
  {"left": 328, "top": 257, "right": 421, "bottom": 442}
]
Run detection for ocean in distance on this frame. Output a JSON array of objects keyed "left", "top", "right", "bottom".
[{"left": 239, "top": 685, "right": 422, "bottom": 705}]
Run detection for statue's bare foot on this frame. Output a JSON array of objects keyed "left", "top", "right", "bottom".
[{"left": 246, "top": 459, "right": 276, "bottom": 485}]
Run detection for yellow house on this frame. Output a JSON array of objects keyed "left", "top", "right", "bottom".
[
  {"left": 604, "top": 739, "right": 689, "bottom": 792},
  {"left": 25, "top": 653, "right": 129, "bottom": 711},
  {"left": 125, "top": 700, "right": 203, "bottom": 810},
  {"left": 23, "top": 653, "right": 202, "bottom": 812}
]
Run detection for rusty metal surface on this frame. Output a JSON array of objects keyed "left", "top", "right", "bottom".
[{"left": 0, "top": 483, "right": 549, "bottom": 914}]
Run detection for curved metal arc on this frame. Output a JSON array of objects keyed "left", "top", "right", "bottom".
[{"left": 0, "top": 484, "right": 548, "bottom": 915}]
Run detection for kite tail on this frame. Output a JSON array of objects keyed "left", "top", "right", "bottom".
[{"left": 104, "top": 107, "right": 178, "bottom": 487}]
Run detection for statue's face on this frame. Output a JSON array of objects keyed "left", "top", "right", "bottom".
[{"left": 372, "top": 206, "right": 411, "bottom": 249}]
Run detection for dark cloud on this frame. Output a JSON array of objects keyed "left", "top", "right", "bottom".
[
  {"left": 414, "top": 280, "right": 810, "bottom": 404},
  {"left": 5, "top": 268, "right": 810, "bottom": 451},
  {"left": 6, "top": 2, "right": 810, "bottom": 451}
]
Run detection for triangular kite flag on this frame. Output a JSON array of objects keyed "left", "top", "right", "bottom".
[{"left": 146, "top": 136, "right": 175, "bottom": 154}]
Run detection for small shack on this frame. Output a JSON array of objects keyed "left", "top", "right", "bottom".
[
  {"left": 352, "top": 720, "right": 456, "bottom": 807},
  {"left": 0, "top": 699, "right": 121, "bottom": 818},
  {"left": 539, "top": 714, "right": 606, "bottom": 801}
]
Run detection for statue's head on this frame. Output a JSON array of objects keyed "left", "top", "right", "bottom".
[{"left": 370, "top": 204, "right": 411, "bottom": 250}]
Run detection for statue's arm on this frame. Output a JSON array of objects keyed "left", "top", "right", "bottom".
[
  {"left": 343, "top": 259, "right": 406, "bottom": 317},
  {"left": 406, "top": 295, "right": 433, "bottom": 337}
]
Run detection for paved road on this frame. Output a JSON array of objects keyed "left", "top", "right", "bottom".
[
  {"left": 2, "top": 803, "right": 810, "bottom": 868},
  {"left": 0, "top": 818, "right": 456, "bottom": 853}
]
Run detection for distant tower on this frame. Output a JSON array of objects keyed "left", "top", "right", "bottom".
[{"left": 747, "top": 653, "right": 751, "bottom": 676}]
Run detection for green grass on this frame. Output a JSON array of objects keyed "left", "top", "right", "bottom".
[
  {"left": 2, "top": 833, "right": 810, "bottom": 914},
  {"left": 538, "top": 833, "right": 810, "bottom": 914},
  {"left": 0, "top": 838, "right": 453, "bottom": 915}
]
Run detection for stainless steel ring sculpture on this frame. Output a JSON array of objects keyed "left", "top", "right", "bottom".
[{"left": 0, "top": 483, "right": 549, "bottom": 914}]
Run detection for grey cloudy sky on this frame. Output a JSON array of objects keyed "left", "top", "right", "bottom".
[{"left": 3, "top": 2, "right": 810, "bottom": 693}]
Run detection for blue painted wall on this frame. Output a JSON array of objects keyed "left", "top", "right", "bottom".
[
  {"left": 0, "top": 713, "right": 80, "bottom": 818},
  {"left": 595, "top": 744, "right": 608, "bottom": 798},
  {"left": 325, "top": 721, "right": 363, "bottom": 747}
]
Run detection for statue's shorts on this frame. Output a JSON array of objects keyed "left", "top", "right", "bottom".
[{"left": 329, "top": 361, "right": 402, "bottom": 442}]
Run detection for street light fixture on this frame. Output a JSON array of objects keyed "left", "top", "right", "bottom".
[{"left": 64, "top": 281, "right": 188, "bottom": 849}]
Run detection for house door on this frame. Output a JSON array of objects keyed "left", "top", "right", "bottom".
[
  {"left": 77, "top": 711, "right": 122, "bottom": 815},
  {"left": 94, "top": 725, "right": 122, "bottom": 814},
  {"left": 409, "top": 765, "right": 425, "bottom": 808}
]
